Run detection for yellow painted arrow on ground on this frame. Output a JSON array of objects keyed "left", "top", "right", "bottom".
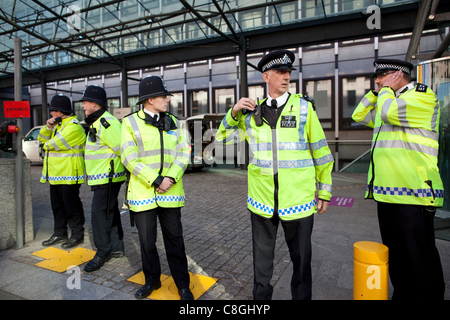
[
  {"left": 127, "top": 271, "right": 217, "bottom": 300},
  {"left": 31, "top": 247, "right": 217, "bottom": 300}
]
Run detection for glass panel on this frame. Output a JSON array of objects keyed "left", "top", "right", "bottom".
[
  {"left": 248, "top": 85, "right": 265, "bottom": 101},
  {"left": 107, "top": 98, "right": 121, "bottom": 117},
  {"left": 305, "top": 79, "right": 332, "bottom": 119},
  {"left": 191, "top": 90, "right": 208, "bottom": 115},
  {"left": 169, "top": 92, "right": 184, "bottom": 118},
  {"left": 342, "top": 76, "right": 372, "bottom": 129},
  {"left": 215, "top": 88, "right": 235, "bottom": 113},
  {"left": 74, "top": 101, "right": 85, "bottom": 121}
]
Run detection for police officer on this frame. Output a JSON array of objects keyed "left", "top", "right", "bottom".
[
  {"left": 352, "top": 59, "right": 445, "bottom": 300},
  {"left": 81, "top": 85, "right": 127, "bottom": 272},
  {"left": 216, "top": 50, "right": 334, "bottom": 300},
  {"left": 121, "top": 75, "right": 193, "bottom": 300},
  {"left": 39, "top": 94, "right": 86, "bottom": 249}
]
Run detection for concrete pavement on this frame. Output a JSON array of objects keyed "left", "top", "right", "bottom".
[{"left": 1, "top": 165, "right": 449, "bottom": 301}]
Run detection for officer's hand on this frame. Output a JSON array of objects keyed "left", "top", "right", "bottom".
[
  {"left": 382, "top": 70, "right": 404, "bottom": 92},
  {"left": 231, "top": 98, "right": 256, "bottom": 118},
  {"left": 157, "top": 177, "right": 174, "bottom": 193},
  {"left": 317, "top": 200, "right": 329, "bottom": 215}
]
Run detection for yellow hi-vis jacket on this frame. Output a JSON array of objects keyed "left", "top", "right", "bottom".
[
  {"left": 216, "top": 94, "right": 334, "bottom": 220},
  {"left": 38, "top": 115, "right": 85, "bottom": 185},
  {"left": 352, "top": 84, "right": 444, "bottom": 207},
  {"left": 120, "top": 110, "right": 190, "bottom": 212},
  {"left": 85, "top": 111, "right": 126, "bottom": 186}
]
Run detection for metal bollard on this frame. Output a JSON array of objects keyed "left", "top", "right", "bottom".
[{"left": 353, "top": 241, "right": 389, "bottom": 300}]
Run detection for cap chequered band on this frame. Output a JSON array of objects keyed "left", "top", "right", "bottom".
[
  {"left": 374, "top": 62, "right": 411, "bottom": 74},
  {"left": 262, "top": 54, "right": 292, "bottom": 72}
]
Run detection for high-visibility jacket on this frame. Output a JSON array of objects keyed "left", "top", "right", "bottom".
[
  {"left": 216, "top": 93, "right": 334, "bottom": 220},
  {"left": 352, "top": 84, "right": 444, "bottom": 207},
  {"left": 85, "top": 110, "right": 126, "bottom": 186},
  {"left": 121, "top": 110, "right": 190, "bottom": 212},
  {"left": 38, "top": 115, "right": 85, "bottom": 185}
]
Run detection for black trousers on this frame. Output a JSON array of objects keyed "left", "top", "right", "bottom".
[
  {"left": 91, "top": 183, "right": 124, "bottom": 258},
  {"left": 377, "top": 202, "right": 445, "bottom": 300},
  {"left": 251, "top": 211, "right": 314, "bottom": 300},
  {"left": 133, "top": 207, "right": 190, "bottom": 289},
  {"left": 49, "top": 184, "right": 85, "bottom": 240}
]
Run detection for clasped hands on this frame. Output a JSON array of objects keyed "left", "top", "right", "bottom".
[{"left": 156, "top": 177, "right": 174, "bottom": 194}]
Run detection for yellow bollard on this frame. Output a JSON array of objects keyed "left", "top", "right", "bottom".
[{"left": 353, "top": 241, "right": 389, "bottom": 300}]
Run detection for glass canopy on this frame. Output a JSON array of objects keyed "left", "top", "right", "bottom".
[{"left": 0, "top": 0, "right": 418, "bottom": 76}]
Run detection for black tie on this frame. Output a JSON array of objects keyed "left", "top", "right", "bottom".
[{"left": 271, "top": 99, "right": 277, "bottom": 108}]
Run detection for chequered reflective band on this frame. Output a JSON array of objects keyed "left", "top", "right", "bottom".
[
  {"left": 247, "top": 196, "right": 274, "bottom": 214},
  {"left": 278, "top": 199, "right": 316, "bottom": 216},
  {"left": 127, "top": 195, "right": 185, "bottom": 206},
  {"left": 41, "top": 174, "right": 84, "bottom": 181},
  {"left": 369, "top": 185, "right": 444, "bottom": 198},
  {"left": 248, "top": 196, "right": 316, "bottom": 216},
  {"left": 262, "top": 54, "right": 292, "bottom": 72},
  {"left": 374, "top": 62, "right": 410, "bottom": 74},
  {"left": 88, "top": 171, "right": 126, "bottom": 181}
]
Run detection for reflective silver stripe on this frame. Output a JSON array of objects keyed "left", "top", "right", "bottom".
[
  {"left": 319, "top": 183, "right": 332, "bottom": 193},
  {"left": 128, "top": 114, "right": 144, "bottom": 153},
  {"left": 173, "top": 159, "right": 187, "bottom": 172},
  {"left": 55, "top": 132, "right": 71, "bottom": 149},
  {"left": 47, "top": 152, "right": 84, "bottom": 158},
  {"left": 431, "top": 98, "right": 439, "bottom": 131},
  {"left": 39, "top": 132, "right": 51, "bottom": 140},
  {"left": 85, "top": 144, "right": 110, "bottom": 151},
  {"left": 380, "top": 124, "right": 439, "bottom": 141},
  {"left": 122, "top": 152, "right": 139, "bottom": 168},
  {"left": 374, "top": 139, "right": 438, "bottom": 157},
  {"left": 85, "top": 153, "right": 118, "bottom": 160},
  {"left": 313, "top": 153, "right": 334, "bottom": 166},
  {"left": 132, "top": 162, "right": 145, "bottom": 177},
  {"left": 50, "top": 140, "right": 60, "bottom": 151}
]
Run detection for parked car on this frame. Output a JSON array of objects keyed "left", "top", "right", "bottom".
[{"left": 22, "top": 125, "right": 44, "bottom": 162}]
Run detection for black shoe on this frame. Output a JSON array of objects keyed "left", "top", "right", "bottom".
[
  {"left": 179, "top": 288, "right": 194, "bottom": 300},
  {"left": 135, "top": 282, "right": 162, "bottom": 299},
  {"left": 84, "top": 255, "right": 112, "bottom": 272},
  {"left": 61, "top": 238, "right": 84, "bottom": 249},
  {"left": 111, "top": 251, "right": 125, "bottom": 258},
  {"left": 42, "top": 235, "right": 68, "bottom": 246}
]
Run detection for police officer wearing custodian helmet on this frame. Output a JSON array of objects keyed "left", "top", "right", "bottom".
[
  {"left": 81, "top": 85, "right": 127, "bottom": 272},
  {"left": 121, "top": 75, "right": 193, "bottom": 300},
  {"left": 38, "top": 94, "right": 86, "bottom": 249}
]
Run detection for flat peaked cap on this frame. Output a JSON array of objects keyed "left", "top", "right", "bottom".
[
  {"left": 258, "top": 50, "right": 296, "bottom": 73},
  {"left": 137, "top": 75, "right": 173, "bottom": 105},
  {"left": 372, "top": 59, "right": 414, "bottom": 77}
]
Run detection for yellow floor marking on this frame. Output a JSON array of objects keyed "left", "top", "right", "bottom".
[
  {"left": 32, "top": 247, "right": 96, "bottom": 273},
  {"left": 127, "top": 271, "right": 217, "bottom": 300}
]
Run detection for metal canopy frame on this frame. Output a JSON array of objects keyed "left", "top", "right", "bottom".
[{"left": 0, "top": 0, "right": 449, "bottom": 89}]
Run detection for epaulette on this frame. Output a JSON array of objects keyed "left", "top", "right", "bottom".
[
  {"left": 416, "top": 83, "right": 428, "bottom": 93},
  {"left": 100, "top": 117, "right": 111, "bottom": 129},
  {"left": 123, "top": 110, "right": 139, "bottom": 118},
  {"left": 301, "top": 94, "right": 316, "bottom": 111}
]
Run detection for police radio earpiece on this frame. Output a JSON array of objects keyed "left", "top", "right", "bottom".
[{"left": 254, "top": 98, "right": 264, "bottom": 126}]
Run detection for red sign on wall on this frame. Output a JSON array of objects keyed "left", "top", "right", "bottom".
[{"left": 3, "top": 101, "right": 30, "bottom": 118}]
